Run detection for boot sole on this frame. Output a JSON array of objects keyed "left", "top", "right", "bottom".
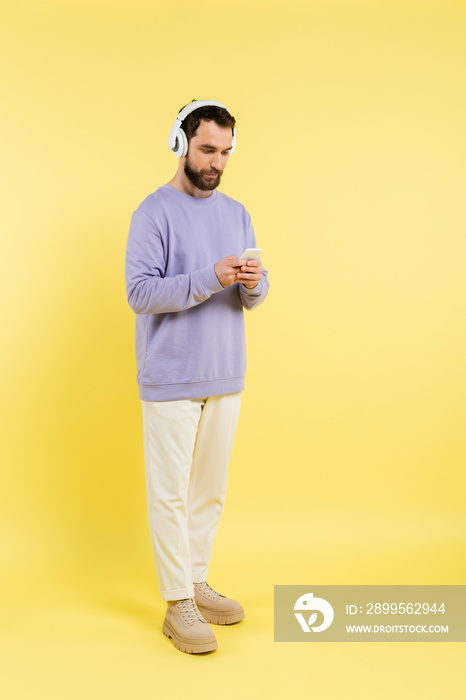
[
  {"left": 197, "top": 606, "right": 245, "bottom": 625},
  {"left": 162, "top": 619, "right": 218, "bottom": 654}
]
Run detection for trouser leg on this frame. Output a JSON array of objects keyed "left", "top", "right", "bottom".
[
  {"left": 188, "top": 392, "right": 242, "bottom": 583},
  {"left": 141, "top": 398, "right": 203, "bottom": 602}
]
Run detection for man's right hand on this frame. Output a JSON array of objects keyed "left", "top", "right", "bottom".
[{"left": 214, "top": 255, "right": 241, "bottom": 288}]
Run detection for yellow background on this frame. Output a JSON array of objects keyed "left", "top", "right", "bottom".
[{"left": 1, "top": 0, "right": 465, "bottom": 697}]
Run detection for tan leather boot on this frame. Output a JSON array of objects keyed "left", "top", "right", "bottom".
[
  {"left": 194, "top": 582, "right": 245, "bottom": 625},
  {"left": 162, "top": 598, "right": 218, "bottom": 654}
]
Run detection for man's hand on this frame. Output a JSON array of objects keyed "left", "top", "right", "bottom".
[
  {"left": 214, "top": 256, "right": 263, "bottom": 289},
  {"left": 214, "top": 255, "right": 242, "bottom": 288},
  {"left": 236, "top": 258, "right": 263, "bottom": 289}
]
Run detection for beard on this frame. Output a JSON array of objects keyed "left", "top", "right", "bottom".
[{"left": 184, "top": 157, "right": 222, "bottom": 191}]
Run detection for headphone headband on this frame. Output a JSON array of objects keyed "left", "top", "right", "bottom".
[
  {"left": 168, "top": 99, "right": 236, "bottom": 158},
  {"left": 176, "top": 99, "right": 230, "bottom": 123}
]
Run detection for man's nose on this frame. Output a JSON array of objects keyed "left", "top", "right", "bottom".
[{"left": 211, "top": 152, "right": 223, "bottom": 170}]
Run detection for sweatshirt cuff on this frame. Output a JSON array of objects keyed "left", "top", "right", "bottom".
[
  {"left": 198, "top": 264, "right": 224, "bottom": 295},
  {"left": 240, "top": 279, "right": 263, "bottom": 294}
]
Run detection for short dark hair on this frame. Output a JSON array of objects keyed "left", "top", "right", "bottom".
[{"left": 179, "top": 101, "right": 236, "bottom": 144}]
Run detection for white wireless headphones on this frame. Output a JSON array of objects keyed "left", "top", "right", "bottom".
[{"left": 168, "top": 99, "right": 236, "bottom": 158}]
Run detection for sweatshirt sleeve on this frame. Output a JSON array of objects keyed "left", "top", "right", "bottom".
[
  {"left": 238, "top": 210, "right": 270, "bottom": 311},
  {"left": 239, "top": 270, "right": 270, "bottom": 310},
  {"left": 125, "top": 208, "right": 224, "bottom": 314}
]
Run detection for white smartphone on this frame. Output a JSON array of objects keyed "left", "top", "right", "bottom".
[{"left": 239, "top": 247, "right": 263, "bottom": 260}]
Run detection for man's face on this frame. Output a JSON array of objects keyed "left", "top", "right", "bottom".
[{"left": 184, "top": 119, "right": 233, "bottom": 191}]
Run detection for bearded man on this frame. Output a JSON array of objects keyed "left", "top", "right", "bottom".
[{"left": 125, "top": 100, "right": 269, "bottom": 654}]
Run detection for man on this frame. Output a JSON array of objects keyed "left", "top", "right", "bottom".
[{"left": 125, "top": 100, "right": 269, "bottom": 654}]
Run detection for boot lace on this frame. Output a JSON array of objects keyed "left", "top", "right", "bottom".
[
  {"left": 176, "top": 598, "right": 204, "bottom": 624},
  {"left": 195, "top": 581, "right": 219, "bottom": 600}
]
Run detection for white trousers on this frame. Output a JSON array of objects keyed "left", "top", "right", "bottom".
[{"left": 141, "top": 393, "right": 241, "bottom": 602}]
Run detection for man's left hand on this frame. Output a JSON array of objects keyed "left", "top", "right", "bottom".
[{"left": 236, "top": 259, "right": 263, "bottom": 289}]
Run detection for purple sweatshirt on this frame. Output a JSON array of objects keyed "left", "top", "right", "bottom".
[{"left": 125, "top": 184, "right": 269, "bottom": 401}]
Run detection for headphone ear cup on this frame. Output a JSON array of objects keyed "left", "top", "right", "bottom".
[
  {"left": 230, "top": 128, "right": 236, "bottom": 155},
  {"left": 177, "top": 128, "right": 188, "bottom": 158},
  {"left": 168, "top": 121, "right": 188, "bottom": 158}
]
